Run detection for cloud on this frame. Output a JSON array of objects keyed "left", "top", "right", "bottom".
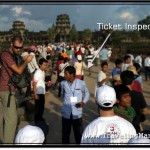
[
  {"left": 11, "top": 6, "right": 23, "bottom": 16},
  {"left": 17, "top": 17, "right": 52, "bottom": 31},
  {"left": 119, "top": 12, "right": 137, "bottom": 22},
  {"left": 11, "top": 6, "right": 31, "bottom": 17}
]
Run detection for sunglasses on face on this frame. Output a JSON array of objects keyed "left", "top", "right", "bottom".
[{"left": 13, "top": 44, "right": 23, "bottom": 49}]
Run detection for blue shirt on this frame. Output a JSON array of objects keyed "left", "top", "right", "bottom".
[
  {"left": 112, "top": 68, "right": 121, "bottom": 77},
  {"left": 61, "top": 78, "right": 90, "bottom": 119}
]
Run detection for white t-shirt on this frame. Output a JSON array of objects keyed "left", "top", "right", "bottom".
[
  {"left": 59, "top": 63, "right": 69, "bottom": 77},
  {"left": 144, "top": 57, "right": 150, "bottom": 67},
  {"left": 122, "top": 63, "right": 130, "bottom": 71},
  {"left": 34, "top": 69, "right": 45, "bottom": 94},
  {"left": 81, "top": 116, "right": 136, "bottom": 144},
  {"left": 94, "top": 71, "right": 106, "bottom": 97},
  {"left": 74, "top": 61, "right": 87, "bottom": 75},
  {"left": 135, "top": 55, "right": 142, "bottom": 67},
  {"left": 108, "top": 50, "right": 112, "bottom": 58}
]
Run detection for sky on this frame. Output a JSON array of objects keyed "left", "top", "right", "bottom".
[{"left": 0, "top": 2, "right": 150, "bottom": 32}]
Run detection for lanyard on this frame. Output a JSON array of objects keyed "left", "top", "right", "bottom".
[{"left": 67, "top": 79, "right": 77, "bottom": 97}]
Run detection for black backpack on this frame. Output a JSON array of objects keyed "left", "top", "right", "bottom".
[{"left": 0, "top": 50, "right": 31, "bottom": 107}]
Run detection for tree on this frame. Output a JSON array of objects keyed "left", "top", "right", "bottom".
[
  {"left": 138, "top": 16, "right": 150, "bottom": 37},
  {"left": 69, "top": 24, "right": 78, "bottom": 42},
  {"left": 111, "top": 31, "right": 122, "bottom": 47},
  {"left": 130, "top": 30, "right": 141, "bottom": 43},
  {"left": 47, "top": 24, "right": 56, "bottom": 42},
  {"left": 82, "top": 28, "right": 92, "bottom": 44}
]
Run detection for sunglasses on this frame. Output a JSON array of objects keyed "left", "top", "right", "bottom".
[{"left": 13, "top": 44, "right": 23, "bottom": 49}]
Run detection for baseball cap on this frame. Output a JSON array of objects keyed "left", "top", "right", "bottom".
[
  {"left": 127, "top": 65, "right": 138, "bottom": 75},
  {"left": 96, "top": 85, "right": 116, "bottom": 107},
  {"left": 15, "top": 125, "right": 45, "bottom": 145},
  {"left": 112, "top": 74, "right": 121, "bottom": 81},
  {"left": 77, "top": 55, "right": 82, "bottom": 61}
]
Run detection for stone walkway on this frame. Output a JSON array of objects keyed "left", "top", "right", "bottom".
[{"left": 0, "top": 61, "right": 149, "bottom": 144}]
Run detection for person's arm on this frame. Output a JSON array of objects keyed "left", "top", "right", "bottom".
[
  {"left": 10, "top": 55, "right": 34, "bottom": 75},
  {"left": 33, "top": 81, "right": 39, "bottom": 100},
  {"left": 78, "top": 81, "right": 90, "bottom": 107}
]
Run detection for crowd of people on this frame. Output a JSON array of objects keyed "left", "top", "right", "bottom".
[{"left": 0, "top": 36, "right": 150, "bottom": 145}]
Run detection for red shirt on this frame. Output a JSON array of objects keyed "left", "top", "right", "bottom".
[
  {"left": 131, "top": 80, "right": 142, "bottom": 93},
  {"left": 0, "top": 51, "right": 16, "bottom": 91}
]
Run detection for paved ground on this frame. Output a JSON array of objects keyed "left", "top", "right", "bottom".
[{"left": 0, "top": 61, "right": 150, "bottom": 144}]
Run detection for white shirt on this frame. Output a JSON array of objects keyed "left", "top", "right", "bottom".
[
  {"left": 74, "top": 61, "right": 87, "bottom": 75},
  {"left": 81, "top": 116, "right": 136, "bottom": 144},
  {"left": 108, "top": 50, "right": 112, "bottom": 58},
  {"left": 34, "top": 69, "right": 45, "bottom": 94},
  {"left": 144, "top": 57, "right": 150, "bottom": 67},
  {"left": 59, "top": 62, "right": 69, "bottom": 77},
  {"left": 94, "top": 71, "right": 106, "bottom": 97},
  {"left": 127, "top": 54, "right": 134, "bottom": 65},
  {"left": 21, "top": 52, "right": 39, "bottom": 74},
  {"left": 135, "top": 55, "right": 142, "bottom": 67},
  {"left": 81, "top": 47, "right": 85, "bottom": 54},
  {"left": 122, "top": 63, "right": 130, "bottom": 71}
]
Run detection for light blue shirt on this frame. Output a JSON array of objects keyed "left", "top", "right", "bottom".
[
  {"left": 61, "top": 78, "right": 90, "bottom": 119},
  {"left": 99, "top": 49, "right": 108, "bottom": 61}
]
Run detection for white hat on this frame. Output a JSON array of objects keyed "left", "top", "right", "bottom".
[
  {"left": 15, "top": 125, "right": 45, "bottom": 145},
  {"left": 77, "top": 55, "right": 82, "bottom": 61},
  {"left": 96, "top": 85, "right": 116, "bottom": 107},
  {"left": 128, "top": 135, "right": 150, "bottom": 144}
]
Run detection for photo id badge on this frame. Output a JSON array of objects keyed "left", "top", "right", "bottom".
[{"left": 70, "top": 97, "right": 78, "bottom": 105}]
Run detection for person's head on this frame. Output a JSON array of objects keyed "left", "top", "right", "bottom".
[
  {"left": 15, "top": 125, "right": 45, "bottom": 145},
  {"left": 120, "top": 70, "right": 138, "bottom": 86},
  {"left": 64, "top": 66, "right": 76, "bottom": 82},
  {"left": 115, "top": 59, "right": 123, "bottom": 69},
  {"left": 46, "top": 55, "right": 51, "bottom": 60},
  {"left": 124, "top": 55, "right": 131, "bottom": 64},
  {"left": 101, "top": 62, "right": 108, "bottom": 73},
  {"left": 96, "top": 85, "right": 116, "bottom": 111},
  {"left": 63, "top": 57, "right": 68, "bottom": 63},
  {"left": 39, "top": 58, "right": 48, "bottom": 71},
  {"left": 111, "top": 74, "right": 122, "bottom": 86},
  {"left": 114, "top": 84, "right": 131, "bottom": 109},
  {"left": 29, "top": 45, "right": 36, "bottom": 52},
  {"left": 146, "top": 53, "right": 150, "bottom": 58},
  {"left": 138, "top": 52, "right": 143, "bottom": 57},
  {"left": 11, "top": 36, "right": 24, "bottom": 55},
  {"left": 77, "top": 55, "right": 82, "bottom": 62}
]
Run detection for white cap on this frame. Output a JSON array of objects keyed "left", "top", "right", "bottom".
[
  {"left": 96, "top": 85, "right": 116, "bottom": 107},
  {"left": 77, "top": 55, "right": 82, "bottom": 61},
  {"left": 128, "top": 135, "right": 150, "bottom": 144},
  {"left": 15, "top": 125, "right": 45, "bottom": 145}
]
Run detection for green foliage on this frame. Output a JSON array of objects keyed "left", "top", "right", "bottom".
[
  {"left": 47, "top": 24, "right": 56, "bottom": 42},
  {"left": 138, "top": 15, "right": 150, "bottom": 37},
  {"left": 82, "top": 28, "right": 92, "bottom": 43},
  {"left": 69, "top": 24, "right": 78, "bottom": 42}
]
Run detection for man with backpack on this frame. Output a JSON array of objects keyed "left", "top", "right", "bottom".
[{"left": 0, "top": 36, "right": 33, "bottom": 143}]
